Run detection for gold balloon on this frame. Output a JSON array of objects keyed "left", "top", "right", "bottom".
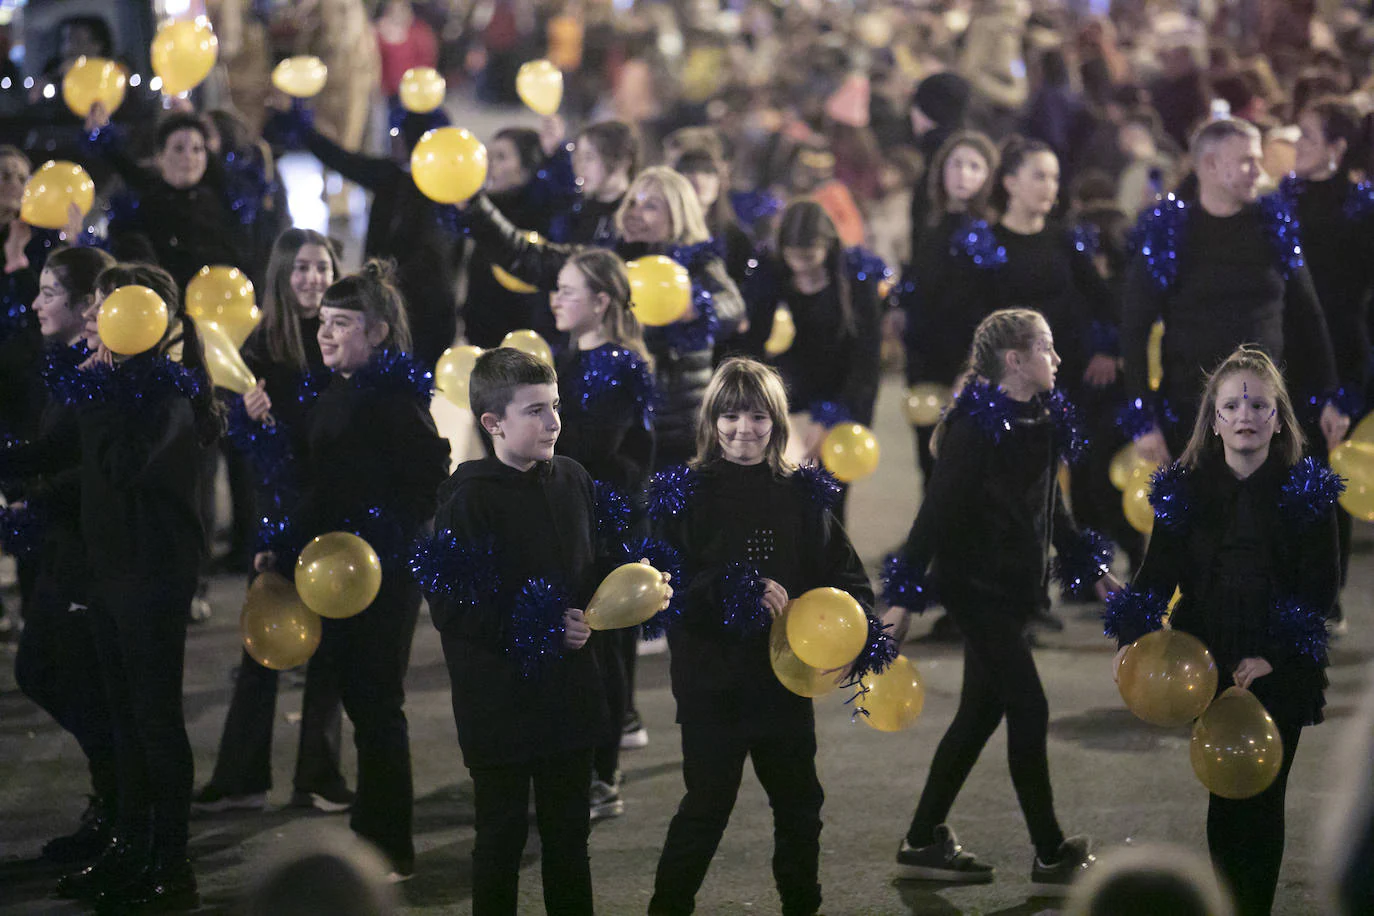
[
  {"left": 1350, "top": 413, "right": 1374, "bottom": 445},
  {"left": 820, "top": 423, "right": 880, "bottom": 483},
  {"left": 294, "top": 532, "right": 383, "bottom": 619},
  {"left": 271, "top": 55, "right": 329, "bottom": 98},
  {"left": 97, "top": 285, "right": 169, "bottom": 356},
  {"left": 186, "top": 266, "right": 259, "bottom": 348},
  {"left": 1122, "top": 463, "right": 1155, "bottom": 535},
  {"left": 764, "top": 306, "right": 796, "bottom": 357},
  {"left": 785, "top": 586, "right": 868, "bottom": 671},
  {"left": 1110, "top": 442, "right": 1158, "bottom": 492},
  {"left": 150, "top": 18, "right": 219, "bottom": 96},
  {"left": 1190, "top": 686, "right": 1284, "bottom": 799},
  {"left": 769, "top": 609, "right": 838, "bottom": 698},
  {"left": 626, "top": 256, "right": 692, "bottom": 326},
  {"left": 585, "top": 563, "right": 669, "bottom": 630},
  {"left": 858, "top": 655, "right": 925, "bottom": 732},
  {"left": 1117, "top": 629, "right": 1218, "bottom": 727},
  {"left": 500, "top": 329, "right": 553, "bottom": 366},
  {"left": 411, "top": 127, "right": 488, "bottom": 205},
  {"left": 240, "top": 572, "right": 322, "bottom": 670},
  {"left": 904, "top": 383, "right": 952, "bottom": 427},
  {"left": 516, "top": 59, "right": 563, "bottom": 115},
  {"left": 399, "top": 66, "right": 446, "bottom": 113},
  {"left": 62, "top": 56, "right": 127, "bottom": 117},
  {"left": 1147, "top": 320, "right": 1164, "bottom": 392},
  {"left": 434, "top": 344, "right": 483, "bottom": 409},
  {"left": 20, "top": 160, "right": 95, "bottom": 230},
  {"left": 1330, "top": 441, "right": 1374, "bottom": 522},
  {"left": 194, "top": 319, "right": 257, "bottom": 395},
  {"left": 491, "top": 264, "right": 539, "bottom": 294}
]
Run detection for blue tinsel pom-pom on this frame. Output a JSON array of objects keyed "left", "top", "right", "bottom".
[
  {"left": 579, "top": 346, "right": 655, "bottom": 427},
  {"left": 1052, "top": 528, "right": 1114, "bottom": 597},
  {"left": 656, "top": 284, "right": 721, "bottom": 353},
  {"left": 841, "top": 613, "right": 899, "bottom": 688},
  {"left": 951, "top": 377, "right": 1018, "bottom": 444},
  {"left": 1270, "top": 598, "right": 1329, "bottom": 665},
  {"left": 594, "top": 481, "right": 635, "bottom": 558},
  {"left": 845, "top": 247, "right": 894, "bottom": 287},
  {"left": 880, "top": 554, "right": 931, "bottom": 612},
  {"left": 629, "top": 536, "right": 684, "bottom": 638},
  {"left": 1134, "top": 194, "right": 1189, "bottom": 292},
  {"left": 1115, "top": 397, "right": 1160, "bottom": 441},
  {"left": 408, "top": 531, "right": 501, "bottom": 607},
  {"left": 730, "top": 189, "right": 785, "bottom": 229},
  {"left": 719, "top": 562, "right": 770, "bottom": 635},
  {"left": 949, "top": 219, "right": 1007, "bottom": 268},
  {"left": 1279, "top": 457, "right": 1345, "bottom": 527},
  {"left": 1044, "top": 388, "right": 1088, "bottom": 466},
  {"left": 1102, "top": 585, "right": 1169, "bottom": 643},
  {"left": 1148, "top": 462, "right": 1192, "bottom": 531},
  {"left": 646, "top": 465, "right": 698, "bottom": 521},
  {"left": 508, "top": 577, "right": 569, "bottom": 677},
  {"left": 352, "top": 349, "right": 434, "bottom": 405},
  {"left": 1258, "top": 190, "right": 1304, "bottom": 277},
  {"left": 225, "top": 398, "right": 296, "bottom": 493},
  {"left": 792, "top": 463, "right": 842, "bottom": 512}
]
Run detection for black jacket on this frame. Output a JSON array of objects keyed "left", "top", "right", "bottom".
[
  {"left": 900, "top": 213, "right": 998, "bottom": 387},
  {"left": 0, "top": 226, "right": 61, "bottom": 447},
  {"left": 427, "top": 455, "right": 611, "bottom": 766}
]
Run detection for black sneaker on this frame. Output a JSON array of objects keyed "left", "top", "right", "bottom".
[
  {"left": 1031, "top": 835, "right": 1095, "bottom": 892},
  {"left": 289, "top": 786, "right": 356, "bottom": 812},
  {"left": 895, "top": 825, "right": 994, "bottom": 883},
  {"left": 43, "top": 796, "right": 113, "bottom": 864}
]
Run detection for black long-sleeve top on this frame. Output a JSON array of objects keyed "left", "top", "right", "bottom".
[
  {"left": 546, "top": 193, "right": 623, "bottom": 246},
  {"left": 1122, "top": 454, "right": 1339, "bottom": 725},
  {"left": 0, "top": 226, "right": 62, "bottom": 445},
  {"left": 554, "top": 344, "right": 655, "bottom": 493},
  {"left": 901, "top": 213, "right": 998, "bottom": 387},
  {"left": 428, "top": 455, "right": 611, "bottom": 766},
  {"left": 1122, "top": 200, "right": 1338, "bottom": 424},
  {"left": 459, "top": 184, "right": 560, "bottom": 349},
  {"left": 240, "top": 318, "right": 326, "bottom": 432},
  {"left": 656, "top": 459, "right": 874, "bottom": 729},
  {"left": 233, "top": 319, "right": 325, "bottom": 504},
  {"left": 991, "top": 221, "right": 1118, "bottom": 391}
]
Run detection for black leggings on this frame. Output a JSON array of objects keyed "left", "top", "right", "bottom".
[
  {"left": 907, "top": 602, "right": 1065, "bottom": 858},
  {"left": 590, "top": 628, "right": 629, "bottom": 783}
]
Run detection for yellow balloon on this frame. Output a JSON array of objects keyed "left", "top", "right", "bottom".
[
  {"left": 858, "top": 655, "right": 926, "bottom": 732},
  {"left": 186, "top": 266, "right": 259, "bottom": 348},
  {"left": 904, "top": 383, "right": 952, "bottom": 427},
  {"left": 516, "top": 59, "right": 563, "bottom": 115},
  {"left": 764, "top": 306, "right": 796, "bottom": 357},
  {"left": 491, "top": 264, "right": 539, "bottom": 294},
  {"left": 820, "top": 423, "right": 880, "bottom": 483},
  {"left": 399, "top": 66, "right": 447, "bottom": 113},
  {"left": 194, "top": 319, "right": 258, "bottom": 395},
  {"left": 1331, "top": 441, "right": 1374, "bottom": 521},
  {"left": 1109, "top": 442, "right": 1158, "bottom": 491},
  {"left": 97, "top": 285, "right": 169, "bottom": 356},
  {"left": 769, "top": 609, "right": 839, "bottom": 698},
  {"left": 785, "top": 586, "right": 868, "bottom": 671},
  {"left": 410, "top": 127, "right": 488, "bottom": 205},
  {"left": 626, "top": 256, "right": 692, "bottom": 326},
  {"left": 271, "top": 55, "right": 329, "bottom": 98},
  {"left": 500, "top": 329, "right": 553, "bottom": 366},
  {"left": 62, "top": 56, "right": 127, "bottom": 117},
  {"left": 1350, "top": 413, "right": 1374, "bottom": 445},
  {"left": 20, "top": 161, "right": 95, "bottom": 230},
  {"left": 1190, "top": 686, "right": 1284, "bottom": 799},
  {"left": 150, "top": 18, "right": 219, "bottom": 96},
  {"left": 1122, "top": 463, "right": 1155, "bottom": 535},
  {"left": 240, "top": 572, "right": 322, "bottom": 670},
  {"left": 294, "top": 532, "right": 383, "bottom": 619},
  {"left": 585, "top": 563, "right": 669, "bottom": 630},
  {"left": 435, "top": 344, "right": 483, "bottom": 409},
  {"left": 1147, "top": 320, "right": 1164, "bottom": 392},
  {"left": 1117, "top": 629, "right": 1218, "bottom": 727}
]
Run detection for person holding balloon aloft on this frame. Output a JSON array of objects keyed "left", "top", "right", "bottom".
[
  {"left": 254, "top": 261, "right": 449, "bottom": 877},
  {"left": 644, "top": 357, "right": 895, "bottom": 916},
  {"left": 881, "top": 308, "right": 1114, "bottom": 890},
  {"left": 55, "top": 263, "right": 219, "bottom": 911},
  {"left": 1104, "top": 347, "right": 1340, "bottom": 916}
]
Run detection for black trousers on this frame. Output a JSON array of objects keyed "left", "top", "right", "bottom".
[
  {"left": 650, "top": 713, "right": 824, "bottom": 916},
  {"left": 469, "top": 750, "right": 595, "bottom": 916},
  {"left": 1208, "top": 716, "right": 1304, "bottom": 916},
  {"left": 203, "top": 646, "right": 346, "bottom": 797},
  {"left": 89, "top": 572, "right": 198, "bottom": 857},
  {"left": 590, "top": 629, "right": 629, "bottom": 783},
  {"left": 304, "top": 578, "right": 421, "bottom": 871},
  {"left": 14, "top": 577, "right": 117, "bottom": 803},
  {"left": 907, "top": 601, "right": 1065, "bottom": 858}
]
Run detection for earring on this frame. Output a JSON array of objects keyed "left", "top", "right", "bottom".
[{"left": 1330, "top": 156, "right": 1340, "bottom": 173}]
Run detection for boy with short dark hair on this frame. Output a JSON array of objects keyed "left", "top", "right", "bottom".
[{"left": 416, "top": 348, "right": 607, "bottom": 915}]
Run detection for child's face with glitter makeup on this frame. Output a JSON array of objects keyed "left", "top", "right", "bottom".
[{"left": 1212, "top": 370, "right": 1279, "bottom": 456}]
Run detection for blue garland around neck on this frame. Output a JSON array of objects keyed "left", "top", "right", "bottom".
[
  {"left": 577, "top": 346, "right": 655, "bottom": 427},
  {"left": 298, "top": 349, "right": 434, "bottom": 407},
  {"left": 948, "top": 218, "right": 1007, "bottom": 268},
  {"left": 51, "top": 351, "right": 206, "bottom": 409},
  {"left": 948, "top": 378, "right": 1086, "bottom": 462}
]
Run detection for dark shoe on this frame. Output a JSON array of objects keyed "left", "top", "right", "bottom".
[
  {"left": 43, "top": 796, "right": 114, "bottom": 864},
  {"left": 191, "top": 784, "right": 267, "bottom": 814},
  {"left": 289, "top": 785, "right": 355, "bottom": 812},
  {"left": 1031, "top": 835, "right": 1095, "bottom": 892},
  {"left": 55, "top": 834, "right": 148, "bottom": 901},
  {"left": 895, "top": 825, "right": 994, "bottom": 883},
  {"left": 589, "top": 778, "right": 624, "bottom": 821},
  {"left": 95, "top": 855, "right": 199, "bottom": 913}
]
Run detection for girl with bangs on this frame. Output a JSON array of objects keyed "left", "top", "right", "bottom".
[{"left": 644, "top": 358, "right": 892, "bottom": 916}]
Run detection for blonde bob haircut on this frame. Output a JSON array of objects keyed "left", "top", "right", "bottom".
[
  {"left": 615, "top": 166, "right": 712, "bottom": 246},
  {"left": 692, "top": 357, "right": 795, "bottom": 475}
]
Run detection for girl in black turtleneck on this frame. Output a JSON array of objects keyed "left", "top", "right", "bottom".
[
  {"left": 254, "top": 262, "right": 450, "bottom": 877},
  {"left": 882, "top": 309, "right": 1110, "bottom": 890},
  {"left": 194, "top": 228, "right": 350, "bottom": 815},
  {"left": 1105, "top": 348, "right": 1340, "bottom": 916},
  {"left": 646, "top": 358, "right": 892, "bottom": 916}
]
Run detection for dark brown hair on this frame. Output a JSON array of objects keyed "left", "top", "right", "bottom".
[
  {"left": 259, "top": 228, "right": 340, "bottom": 369},
  {"left": 469, "top": 346, "right": 557, "bottom": 419},
  {"left": 577, "top": 121, "right": 641, "bottom": 182},
  {"left": 777, "top": 200, "right": 855, "bottom": 336},
  {"left": 320, "top": 259, "right": 413, "bottom": 354},
  {"left": 991, "top": 135, "right": 1055, "bottom": 214},
  {"left": 692, "top": 357, "right": 793, "bottom": 474},
  {"left": 924, "top": 130, "right": 999, "bottom": 226},
  {"left": 43, "top": 246, "right": 116, "bottom": 311},
  {"left": 1302, "top": 96, "right": 1372, "bottom": 177}
]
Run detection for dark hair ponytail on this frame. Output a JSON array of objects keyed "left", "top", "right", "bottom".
[
  {"left": 777, "top": 200, "right": 856, "bottom": 336},
  {"left": 990, "top": 135, "right": 1054, "bottom": 214},
  {"left": 321, "top": 259, "right": 414, "bottom": 354}
]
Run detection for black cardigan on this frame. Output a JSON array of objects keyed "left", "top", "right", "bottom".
[{"left": 900, "top": 213, "right": 998, "bottom": 388}]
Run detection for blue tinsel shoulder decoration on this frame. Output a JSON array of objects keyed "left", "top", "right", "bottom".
[
  {"left": 1133, "top": 194, "right": 1189, "bottom": 291},
  {"left": 297, "top": 368, "right": 332, "bottom": 407},
  {"left": 1344, "top": 180, "right": 1374, "bottom": 223},
  {"left": 1043, "top": 388, "right": 1089, "bottom": 466},
  {"left": 646, "top": 464, "right": 699, "bottom": 521},
  {"left": 1147, "top": 462, "right": 1192, "bottom": 531},
  {"left": 54, "top": 353, "right": 205, "bottom": 409},
  {"left": 948, "top": 377, "right": 1019, "bottom": 444},
  {"left": 578, "top": 346, "right": 655, "bottom": 427},
  {"left": 508, "top": 577, "right": 569, "bottom": 677},
  {"left": 1278, "top": 457, "right": 1345, "bottom": 526},
  {"left": 655, "top": 283, "right": 721, "bottom": 353},
  {"left": 1102, "top": 585, "right": 1168, "bottom": 643},
  {"left": 845, "top": 247, "right": 894, "bottom": 287},
  {"left": 665, "top": 239, "right": 722, "bottom": 273},
  {"left": 351, "top": 349, "right": 434, "bottom": 406},
  {"left": 948, "top": 219, "right": 1007, "bottom": 268},
  {"left": 1257, "top": 190, "right": 1304, "bottom": 277},
  {"left": 791, "top": 463, "right": 842, "bottom": 513},
  {"left": 1069, "top": 223, "right": 1101, "bottom": 258},
  {"left": 40, "top": 340, "right": 94, "bottom": 397},
  {"left": 730, "top": 189, "right": 784, "bottom": 230}
]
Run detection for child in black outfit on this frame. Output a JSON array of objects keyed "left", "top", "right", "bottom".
[
  {"left": 645, "top": 357, "right": 895, "bottom": 916},
  {"left": 882, "top": 308, "right": 1112, "bottom": 891},
  {"left": 416, "top": 348, "right": 663, "bottom": 915}
]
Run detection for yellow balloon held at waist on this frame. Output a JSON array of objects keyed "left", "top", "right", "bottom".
[
  {"left": 769, "top": 610, "right": 839, "bottom": 698},
  {"left": 295, "top": 532, "right": 383, "bottom": 619},
  {"left": 858, "top": 655, "right": 925, "bottom": 732},
  {"left": 399, "top": 66, "right": 446, "bottom": 113},
  {"left": 62, "top": 56, "right": 127, "bottom": 117},
  {"left": 584, "top": 563, "right": 671, "bottom": 630},
  {"left": 785, "top": 587, "right": 868, "bottom": 671},
  {"left": 151, "top": 18, "right": 219, "bottom": 96},
  {"left": 1190, "top": 686, "right": 1284, "bottom": 799},
  {"left": 240, "top": 572, "right": 321, "bottom": 670},
  {"left": 411, "top": 128, "right": 487, "bottom": 205},
  {"left": 272, "top": 56, "right": 329, "bottom": 98},
  {"left": 821, "top": 423, "right": 880, "bottom": 483},
  {"left": 97, "top": 285, "right": 169, "bottom": 356},
  {"left": 500, "top": 329, "right": 553, "bottom": 366},
  {"left": 516, "top": 59, "right": 563, "bottom": 115},
  {"left": 1116, "top": 629, "right": 1218, "bottom": 727},
  {"left": 186, "top": 266, "right": 259, "bottom": 348},
  {"left": 20, "top": 161, "right": 95, "bottom": 230},
  {"left": 764, "top": 306, "right": 796, "bottom": 357}
]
